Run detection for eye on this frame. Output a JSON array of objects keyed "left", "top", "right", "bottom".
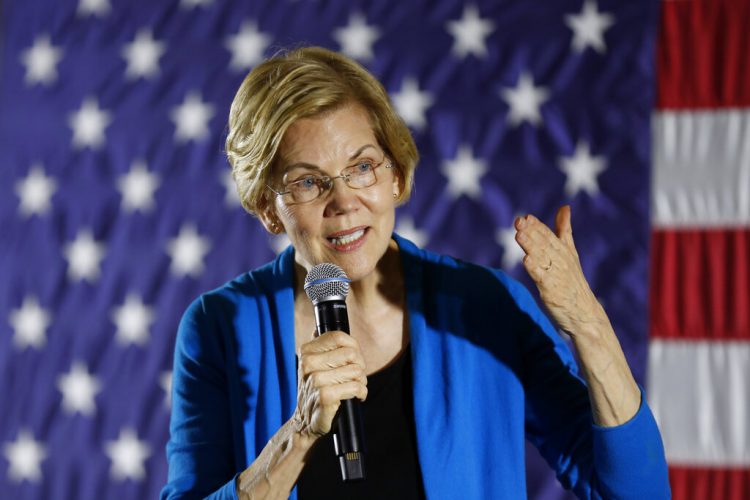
[
  {"left": 355, "top": 161, "right": 374, "bottom": 173},
  {"left": 291, "top": 176, "right": 318, "bottom": 190}
]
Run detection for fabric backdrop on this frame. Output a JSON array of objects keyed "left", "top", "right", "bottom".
[{"left": 647, "top": 0, "right": 750, "bottom": 498}]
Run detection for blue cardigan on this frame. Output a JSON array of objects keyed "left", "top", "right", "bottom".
[{"left": 161, "top": 234, "right": 670, "bottom": 499}]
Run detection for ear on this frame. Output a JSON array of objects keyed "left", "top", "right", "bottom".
[
  {"left": 391, "top": 167, "right": 403, "bottom": 201},
  {"left": 258, "top": 202, "right": 284, "bottom": 234}
]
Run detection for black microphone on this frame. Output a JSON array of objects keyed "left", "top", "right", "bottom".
[{"left": 304, "top": 263, "right": 366, "bottom": 481}]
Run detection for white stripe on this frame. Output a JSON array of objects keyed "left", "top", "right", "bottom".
[
  {"left": 647, "top": 339, "right": 750, "bottom": 466},
  {"left": 652, "top": 110, "right": 750, "bottom": 227}
]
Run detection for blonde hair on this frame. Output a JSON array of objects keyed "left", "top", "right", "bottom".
[{"left": 225, "top": 46, "right": 419, "bottom": 217}]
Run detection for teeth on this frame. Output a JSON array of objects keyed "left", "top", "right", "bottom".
[{"left": 330, "top": 229, "right": 365, "bottom": 246}]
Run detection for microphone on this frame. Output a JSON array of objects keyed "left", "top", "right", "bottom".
[{"left": 304, "top": 263, "right": 366, "bottom": 481}]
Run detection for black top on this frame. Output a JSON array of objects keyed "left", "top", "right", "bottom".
[{"left": 297, "top": 345, "right": 426, "bottom": 499}]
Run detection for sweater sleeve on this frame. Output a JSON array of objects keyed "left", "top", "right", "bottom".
[
  {"left": 504, "top": 274, "right": 670, "bottom": 499},
  {"left": 160, "top": 296, "right": 240, "bottom": 500},
  {"left": 590, "top": 387, "right": 670, "bottom": 499}
]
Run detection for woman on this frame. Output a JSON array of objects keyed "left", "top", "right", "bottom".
[{"left": 161, "top": 47, "right": 669, "bottom": 499}]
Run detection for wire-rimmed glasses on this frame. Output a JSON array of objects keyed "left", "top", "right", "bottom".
[{"left": 267, "top": 156, "right": 393, "bottom": 204}]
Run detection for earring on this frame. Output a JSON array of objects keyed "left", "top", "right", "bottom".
[{"left": 393, "top": 192, "right": 398, "bottom": 199}]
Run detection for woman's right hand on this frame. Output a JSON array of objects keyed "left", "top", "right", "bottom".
[{"left": 292, "top": 331, "right": 368, "bottom": 440}]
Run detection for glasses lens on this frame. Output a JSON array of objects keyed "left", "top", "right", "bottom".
[
  {"left": 289, "top": 176, "right": 323, "bottom": 203},
  {"left": 344, "top": 161, "right": 378, "bottom": 189}
]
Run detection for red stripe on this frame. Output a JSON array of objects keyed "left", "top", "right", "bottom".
[
  {"left": 649, "top": 229, "right": 750, "bottom": 339},
  {"left": 669, "top": 466, "right": 750, "bottom": 500},
  {"left": 656, "top": 0, "right": 750, "bottom": 109}
]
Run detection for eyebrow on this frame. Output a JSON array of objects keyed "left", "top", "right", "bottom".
[{"left": 280, "top": 144, "right": 378, "bottom": 175}]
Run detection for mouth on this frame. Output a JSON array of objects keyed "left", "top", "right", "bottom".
[{"left": 326, "top": 226, "right": 368, "bottom": 251}]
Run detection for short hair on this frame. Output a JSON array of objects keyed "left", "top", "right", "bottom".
[{"left": 225, "top": 46, "right": 419, "bottom": 217}]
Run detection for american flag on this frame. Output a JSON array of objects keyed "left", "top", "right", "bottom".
[
  {"left": 1, "top": 0, "right": 746, "bottom": 499},
  {"left": 646, "top": 0, "right": 750, "bottom": 497}
]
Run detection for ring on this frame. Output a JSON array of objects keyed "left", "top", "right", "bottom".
[{"left": 542, "top": 259, "right": 552, "bottom": 271}]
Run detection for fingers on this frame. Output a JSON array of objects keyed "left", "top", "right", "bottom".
[
  {"left": 300, "top": 335, "right": 365, "bottom": 375},
  {"left": 514, "top": 214, "right": 560, "bottom": 257},
  {"left": 515, "top": 208, "right": 584, "bottom": 284},
  {"left": 301, "top": 379, "right": 369, "bottom": 436},
  {"left": 298, "top": 330, "right": 367, "bottom": 401},
  {"left": 295, "top": 332, "right": 368, "bottom": 437},
  {"left": 515, "top": 208, "right": 579, "bottom": 255},
  {"left": 317, "top": 379, "right": 368, "bottom": 404},
  {"left": 302, "top": 359, "right": 367, "bottom": 390},
  {"left": 554, "top": 205, "right": 576, "bottom": 249},
  {"left": 301, "top": 330, "right": 359, "bottom": 354}
]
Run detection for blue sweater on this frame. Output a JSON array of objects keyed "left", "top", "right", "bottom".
[{"left": 161, "top": 234, "right": 670, "bottom": 499}]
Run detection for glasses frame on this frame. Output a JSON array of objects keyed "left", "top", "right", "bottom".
[{"left": 267, "top": 156, "right": 394, "bottom": 205}]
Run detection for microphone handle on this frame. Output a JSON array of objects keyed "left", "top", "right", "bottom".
[{"left": 313, "top": 299, "right": 366, "bottom": 481}]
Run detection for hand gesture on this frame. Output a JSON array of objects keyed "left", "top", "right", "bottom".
[
  {"left": 292, "top": 331, "right": 368, "bottom": 439},
  {"left": 514, "top": 205, "right": 605, "bottom": 336}
]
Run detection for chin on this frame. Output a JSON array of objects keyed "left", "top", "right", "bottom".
[
  {"left": 331, "top": 242, "right": 389, "bottom": 283},
  {"left": 330, "top": 254, "right": 376, "bottom": 282}
]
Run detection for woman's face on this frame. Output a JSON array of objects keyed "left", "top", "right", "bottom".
[{"left": 269, "top": 103, "right": 400, "bottom": 282}]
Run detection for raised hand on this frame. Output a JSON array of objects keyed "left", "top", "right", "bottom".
[{"left": 514, "top": 205, "right": 606, "bottom": 337}]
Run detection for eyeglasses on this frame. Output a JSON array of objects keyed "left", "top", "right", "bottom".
[{"left": 268, "top": 156, "right": 393, "bottom": 204}]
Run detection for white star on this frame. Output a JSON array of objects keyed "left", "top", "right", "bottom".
[
  {"left": 396, "top": 216, "right": 428, "bottom": 248},
  {"left": 15, "top": 164, "right": 57, "bottom": 217},
  {"left": 565, "top": 0, "right": 615, "bottom": 54},
  {"left": 104, "top": 428, "right": 151, "bottom": 481},
  {"left": 77, "top": 0, "right": 111, "bottom": 17},
  {"left": 500, "top": 72, "right": 549, "bottom": 127},
  {"left": 57, "top": 362, "right": 101, "bottom": 416},
  {"left": 225, "top": 21, "right": 271, "bottom": 71},
  {"left": 9, "top": 296, "right": 51, "bottom": 350},
  {"left": 19, "top": 35, "right": 63, "bottom": 86},
  {"left": 269, "top": 233, "right": 291, "bottom": 255},
  {"left": 446, "top": 5, "right": 495, "bottom": 58},
  {"left": 167, "top": 224, "right": 211, "bottom": 277},
  {"left": 332, "top": 13, "right": 380, "bottom": 62},
  {"left": 117, "top": 160, "right": 159, "bottom": 213},
  {"left": 221, "top": 170, "right": 242, "bottom": 208},
  {"left": 170, "top": 92, "right": 215, "bottom": 143},
  {"left": 159, "top": 371, "right": 172, "bottom": 408},
  {"left": 3, "top": 430, "right": 47, "bottom": 482},
  {"left": 63, "top": 229, "right": 106, "bottom": 283},
  {"left": 180, "top": 0, "right": 213, "bottom": 8},
  {"left": 392, "top": 78, "right": 434, "bottom": 131},
  {"left": 441, "top": 145, "right": 487, "bottom": 200},
  {"left": 68, "top": 97, "right": 112, "bottom": 149},
  {"left": 111, "top": 294, "right": 155, "bottom": 346},
  {"left": 559, "top": 141, "right": 607, "bottom": 197},
  {"left": 122, "top": 29, "right": 165, "bottom": 80},
  {"left": 496, "top": 223, "right": 526, "bottom": 269}
]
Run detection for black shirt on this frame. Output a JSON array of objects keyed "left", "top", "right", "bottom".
[{"left": 297, "top": 345, "right": 426, "bottom": 499}]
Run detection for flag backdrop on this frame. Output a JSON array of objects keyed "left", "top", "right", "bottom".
[
  {"left": 646, "top": 0, "right": 750, "bottom": 498},
  {"left": 0, "top": 0, "right": 745, "bottom": 499}
]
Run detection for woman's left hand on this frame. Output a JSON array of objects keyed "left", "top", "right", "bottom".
[{"left": 514, "top": 205, "right": 605, "bottom": 337}]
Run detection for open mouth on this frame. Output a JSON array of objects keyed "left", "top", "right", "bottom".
[{"left": 327, "top": 227, "right": 367, "bottom": 248}]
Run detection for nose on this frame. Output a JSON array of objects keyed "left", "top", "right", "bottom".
[{"left": 323, "top": 176, "right": 359, "bottom": 217}]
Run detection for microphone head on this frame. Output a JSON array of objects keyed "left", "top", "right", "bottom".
[{"left": 304, "top": 263, "right": 351, "bottom": 304}]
